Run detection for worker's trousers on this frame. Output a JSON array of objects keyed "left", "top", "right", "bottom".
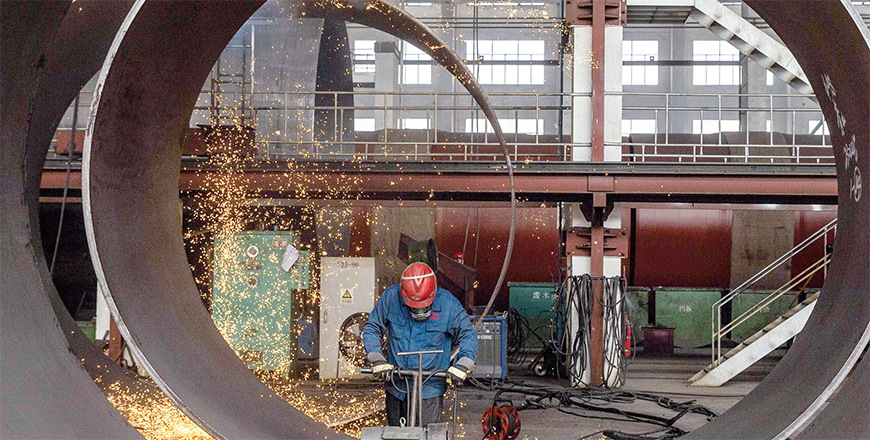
[{"left": 385, "top": 391, "right": 443, "bottom": 427}]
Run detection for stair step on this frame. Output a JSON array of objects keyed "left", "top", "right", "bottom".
[
  {"left": 762, "top": 319, "right": 784, "bottom": 332},
  {"left": 691, "top": 0, "right": 812, "bottom": 94},
  {"left": 743, "top": 334, "right": 762, "bottom": 345},
  {"left": 691, "top": 301, "right": 816, "bottom": 386}
]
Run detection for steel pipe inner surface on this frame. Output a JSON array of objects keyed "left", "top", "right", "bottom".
[
  {"left": 1, "top": 1, "right": 142, "bottom": 438},
  {"left": 685, "top": 1, "right": 870, "bottom": 438},
  {"left": 19, "top": 0, "right": 153, "bottom": 398},
  {"left": 1, "top": 0, "right": 866, "bottom": 438},
  {"left": 82, "top": 2, "right": 346, "bottom": 438},
  {"left": 83, "top": 0, "right": 510, "bottom": 438}
]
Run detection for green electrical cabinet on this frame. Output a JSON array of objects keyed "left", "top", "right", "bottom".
[
  {"left": 732, "top": 293, "right": 797, "bottom": 342},
  {"left": 211, "top": 231, "right": 309, "bottom": 376},
  {"left": 654, "top": 289, "right": 721, "bottom": 349},
  {"left": 508, "top": 282, "right": 558, "bottom": 348}
]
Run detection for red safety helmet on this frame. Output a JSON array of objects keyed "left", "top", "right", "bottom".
[{"left": 400, "top": 262, "right": 437, "bottom": 308}]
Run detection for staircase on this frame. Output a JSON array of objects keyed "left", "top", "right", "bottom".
[
  {"left": 688, "top": 292, "right": 818, "bottom": 387},
  {"left": 688, "top": 218, "right": 836, "bottom": 387},
  {"left": 690, "top": 0, "right": 813, "bottom": 95},
  {"left": 627, "top": 0, "right": 812, "bottom": 94}
]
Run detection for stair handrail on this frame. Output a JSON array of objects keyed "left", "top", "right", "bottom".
[
  {"left": 719, "top": 254, "right": 829, "bottom": 340},
  {"left": 710, "top": 217, "right": 837, "bottom": 365}
]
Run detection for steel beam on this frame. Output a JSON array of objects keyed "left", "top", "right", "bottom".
[{"left": 40, "top": 166, "right": 838, "bottom": 203}]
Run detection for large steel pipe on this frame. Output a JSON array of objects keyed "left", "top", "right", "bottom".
[
  {"left": 685, "top": 1, "right": 870, "bottom": 438},
  {"left": 0, "top": 1, "right": 142, "bottom": 437},
  {"left": 2, "top": 0, "right": 864, "bottom": 438},
  {"left": 82, "top": 2, "right": 344, "bottom": 438},
  {"left": 19, "top": 0, "right": 152, "bottom": 398},
  {"left": 84, "top": 0, "right": 510, "bottom": 438}
]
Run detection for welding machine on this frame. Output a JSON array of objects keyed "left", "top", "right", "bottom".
[{"left": 473, "top": 317, "right": 507, "bottom": 380}]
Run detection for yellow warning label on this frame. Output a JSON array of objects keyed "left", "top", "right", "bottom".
[{"left": 342, "top": 290, "right": 352, "bottom": 299}]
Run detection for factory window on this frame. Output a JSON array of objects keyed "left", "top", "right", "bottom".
[
  {"left": 465, "top": 118, "right": 544, "bottom": 135},
  {"left": 404, "top": 2, "right": 433, "bottom": 5},
  {"left": 767, "top": 70, "right": 774, "bottom": 86},
  {"left": 353, "top": 40, "right": 376, "bottom": 74},
  {"left": 401, "top": 42, "right": 432, "bottom": 84},
  {"left": 623, "top": 41, "right": 658, "bottom": 86},
  {"left": 693, "top": 41, "right": 740, "bottom": 86},
  {"left": 466, "top": 40, "right": 545, "bottom": 85},
  {"left": 399, "top": 118, "right": 431, "bottom": 129},
  {"left": 692, "top": 119, "right": 739, "bottom": 134},
  {"left": 621, "top": 119, "right": 657, "bottom": 136},
  {"left": 808, "top": 120, "right": 831, "bottom": 135},
  {"left": 355, "top": 118, "right": 376, "bottom": 132}
]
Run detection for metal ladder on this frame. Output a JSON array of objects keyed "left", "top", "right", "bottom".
[
  {"left": 210, "top": 42, "right": 255, "bottom": 127},
  {"left": 689, "top": 218, "right": 836, "bottom": 387}
]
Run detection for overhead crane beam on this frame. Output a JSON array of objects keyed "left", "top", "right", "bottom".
[{"left": 39, "top": 162, "right": 838, "bottom": 203}]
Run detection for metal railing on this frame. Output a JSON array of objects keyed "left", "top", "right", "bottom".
[
  {"left": 190, "top": 89, "right": 572, "bottom": 162},
  {"left": 710, "top": 218, "right": 837, "bottom": 366},
  {"left": 49, "top": 90, "right": 834, "bottom": 164},
  {"left": 620, "top": 92, "right": 832, "bottom": 163}
]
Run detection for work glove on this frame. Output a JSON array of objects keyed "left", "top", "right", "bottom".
[
  {"left": 367, "top": 352, "right": 394, "bottom": 379},
  {"left": 447, "top": 357, "right": 475, "bottom": 386}
]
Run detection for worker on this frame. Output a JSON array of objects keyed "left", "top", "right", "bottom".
[{"left": 363, "top": 262, "right": 478, "bottom": 427}]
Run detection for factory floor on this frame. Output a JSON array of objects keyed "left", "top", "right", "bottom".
[{"left": 291, "top": 348, "right": 785, "bottom": 439}]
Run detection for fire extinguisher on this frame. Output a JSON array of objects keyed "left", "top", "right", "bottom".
[{"left": 625, "top": 325, "right": 632, "bottom": 357}]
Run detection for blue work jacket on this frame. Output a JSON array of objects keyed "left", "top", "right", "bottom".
[{"left": 363, "top": 285, "right": 477, "bottom": 400}]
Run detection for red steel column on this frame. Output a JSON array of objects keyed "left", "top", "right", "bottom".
[
  {"left": 348, "top": 206, "right": 372, "bottom": 257},
  {"left": 589, "top": 221, "right": 605, "bottom": 385},
  {"left": 108, "top": 317, "right": 123, "bottom": 365},
  {"left": 588, "top": 0, "right": 607, "bottom": 386},
  {"left": 590, "top": 0, "right": 606, "bottom": 162}
]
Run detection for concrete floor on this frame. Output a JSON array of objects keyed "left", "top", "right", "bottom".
[{"left": 302, "top": 348, "right": 785, "bottom": 439}]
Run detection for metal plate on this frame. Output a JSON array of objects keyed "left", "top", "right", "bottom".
[
  {"left": 382, "top": 427, "right": 424, "bottom": 439},
  {"left": 0, "top": 2, "right": 142, "bottom": 438}
]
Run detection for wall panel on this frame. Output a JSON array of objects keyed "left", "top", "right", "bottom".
[
  {"left": 633, "top": 208, "right": 731, "bottom": 287},
  {"left": 792, "top": 210, "right": 838, "bottom": 288},
  {"left": 436, "top": 207, "right": 559, "bottom": 310}
]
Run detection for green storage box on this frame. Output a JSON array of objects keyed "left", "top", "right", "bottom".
[
  {"left": 731, "top": 293, "right": 797, "bottom": 342},
  {"left": 212, "top": 231, "right": 310, "bottom": 376},
  {"left": 508, "top": 282, "right": 558, "bottom": 348},
  {"left": 76, "top": 321, "right": 96, "bottom": 341},
  {"left": 654, "top": 289, "right": 722, "bottom": 349}
]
